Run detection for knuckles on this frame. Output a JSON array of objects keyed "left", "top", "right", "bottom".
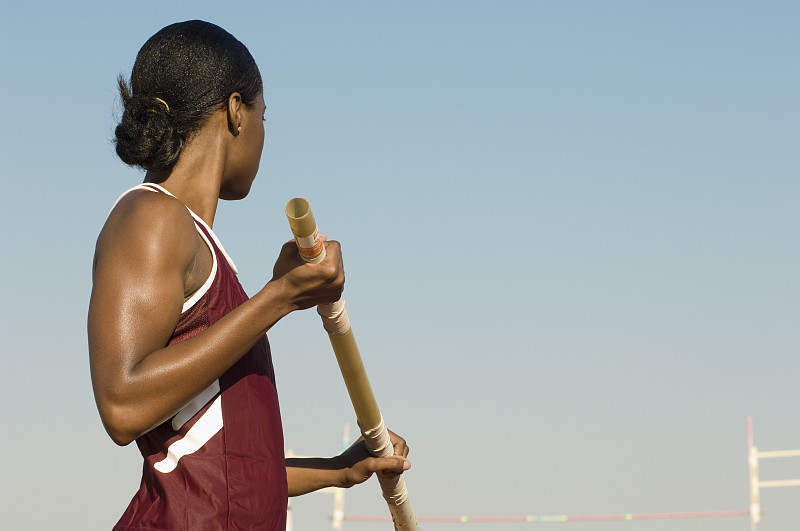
[{"left": 275, "top": 239, "right": 347, "bottom": 308}]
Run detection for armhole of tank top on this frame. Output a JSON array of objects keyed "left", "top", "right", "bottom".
[
  {"left": 181, "top": 227, "right": 217, "bottom": 313},
  {"left": 107, "top": 184, "right": 220, "bottom": 315}
]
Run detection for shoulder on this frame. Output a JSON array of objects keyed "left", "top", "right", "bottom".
[
  {"left": 94, "top": 188, "right": 197, "bottom": 274},
  {"left": 109, "top": 188, "right": 193, "bottom": 228}
]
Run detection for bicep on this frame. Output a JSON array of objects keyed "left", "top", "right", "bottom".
[{"left": 88, "top": 250, "right": 184, "bottom": 376}]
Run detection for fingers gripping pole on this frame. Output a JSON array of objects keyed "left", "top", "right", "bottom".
[{"left": 286, "top": 198, "right": 419, "bottom": 531}]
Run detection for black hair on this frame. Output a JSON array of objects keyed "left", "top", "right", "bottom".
[{"left": 114, "top": 20, "right": 262, "bottom": 171}]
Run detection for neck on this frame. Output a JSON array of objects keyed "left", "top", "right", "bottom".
[{"left": 144, "top": 126, "right": 228, "bottom": 227}]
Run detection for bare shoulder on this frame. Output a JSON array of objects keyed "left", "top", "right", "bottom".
[{"left": 94, "top": 189, "right": 197, "bottom": 274}]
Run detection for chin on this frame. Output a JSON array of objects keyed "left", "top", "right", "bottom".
[
  {"left": 219, "top": 186, "right": 252, "bottom": 201},
  {"left": 220, "top": 178, "right": 255, "bottom": 201}
]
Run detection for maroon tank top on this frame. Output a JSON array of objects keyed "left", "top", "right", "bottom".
[{"left": 112, "top": 184, "right": 287, "bottom": 530}]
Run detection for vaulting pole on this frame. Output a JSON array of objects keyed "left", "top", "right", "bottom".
[{"left": 286, "top": 198, "right": 419, "bottom": 531}]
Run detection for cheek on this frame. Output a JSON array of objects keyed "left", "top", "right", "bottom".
[
  {"left": 253, "top": 127, "right": 265, "bottom": 166},
  {"left": 255, "top": 129, "right": 265, "bottom": 159},
  {"left": 249, "top": 134, "right": 264, "bottom": 175},
  {"left": 257, "top": 130, "right": 265, "bottom": 154}
]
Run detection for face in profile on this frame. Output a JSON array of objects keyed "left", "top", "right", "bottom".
[{"left": 221, "top": 92, "right": 266, "bottom": 200}]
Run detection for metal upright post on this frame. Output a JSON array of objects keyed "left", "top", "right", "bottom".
[
  {"left": 747, "top": 417, "right": 760, "bottom": 531},
  {"left": 332, "top": 424, "right": 350, "bottom": 531}
]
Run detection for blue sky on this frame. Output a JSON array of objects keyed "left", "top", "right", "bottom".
[{"left": 1, "top": 1, "right": 798, "bottom": 529}]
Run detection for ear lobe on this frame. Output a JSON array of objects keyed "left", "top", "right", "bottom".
[{"left": 227, "top": 92, "right": 243, "bottom": 135}]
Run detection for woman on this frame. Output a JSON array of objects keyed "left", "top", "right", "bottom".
[{"left": 88, "top": 20, "right": 409, "bottom": 530}]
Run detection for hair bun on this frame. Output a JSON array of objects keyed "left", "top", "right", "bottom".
[{"left": 114, "top": 76, "right": 184, "bottom": 171}]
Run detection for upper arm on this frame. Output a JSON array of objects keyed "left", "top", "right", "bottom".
[{"left": 88, "top": 192, "right": 197, "bottom": 425}]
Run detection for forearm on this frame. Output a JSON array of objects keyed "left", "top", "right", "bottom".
[
  {"left": 286, "top": 457, "right": 345, "bottom": 496},
  {"left": 93, "top": 279, "right": 293, "bottom": 445},
  {"left": 285, "top": 438, "right": 410, "bottom": 497}
]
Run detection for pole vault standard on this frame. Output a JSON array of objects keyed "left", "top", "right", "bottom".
[
  {"left": 747, "top": 416, "right": 800, "bottom": 531},
  {"left": 332, "top": 423, "right": 351, "bottom": 531},
  {"left": 286, "top": 198, "right": 419, "bottom": 531}
]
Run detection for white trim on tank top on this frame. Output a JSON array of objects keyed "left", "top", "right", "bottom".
[
  {"left": 153, "top": 395, "right": 224, "bottom": 474},
  {"left": 108, "top": 183, "right": 238, "bottom": 313}
]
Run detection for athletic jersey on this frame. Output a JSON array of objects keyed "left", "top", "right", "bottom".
[{"left": 111, "top": 183, "right": 287, "bottom": 531}]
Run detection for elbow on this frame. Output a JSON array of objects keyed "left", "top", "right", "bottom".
[
  {"left": 106, "top": 425, "right": 136, "bottom": 447},
  {"left": 98, "top": 402, "right": 141, "bottom": 447},
  {"left": 93, "top": 376, "right": 149, "bottom": 446}
]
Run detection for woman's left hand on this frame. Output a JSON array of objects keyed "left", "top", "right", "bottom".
[{"left": 336, "top": 430, "right": 411, "bottom": 488}]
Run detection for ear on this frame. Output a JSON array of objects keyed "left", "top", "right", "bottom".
[{"left": 226, "top": 92, "right": 243, "bottom": 136}]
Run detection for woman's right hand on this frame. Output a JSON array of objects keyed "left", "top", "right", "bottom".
[{"left": 270, "top": 238, "right": 345, "bottom": 312}]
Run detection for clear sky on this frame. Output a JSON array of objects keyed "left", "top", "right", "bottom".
[{"left": 1, "top": 1, "right": 798, "bottom": 530}]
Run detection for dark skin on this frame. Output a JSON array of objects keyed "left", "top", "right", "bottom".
[{"left": 89, "top": 91, "right": 409, "bottom": 495}]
